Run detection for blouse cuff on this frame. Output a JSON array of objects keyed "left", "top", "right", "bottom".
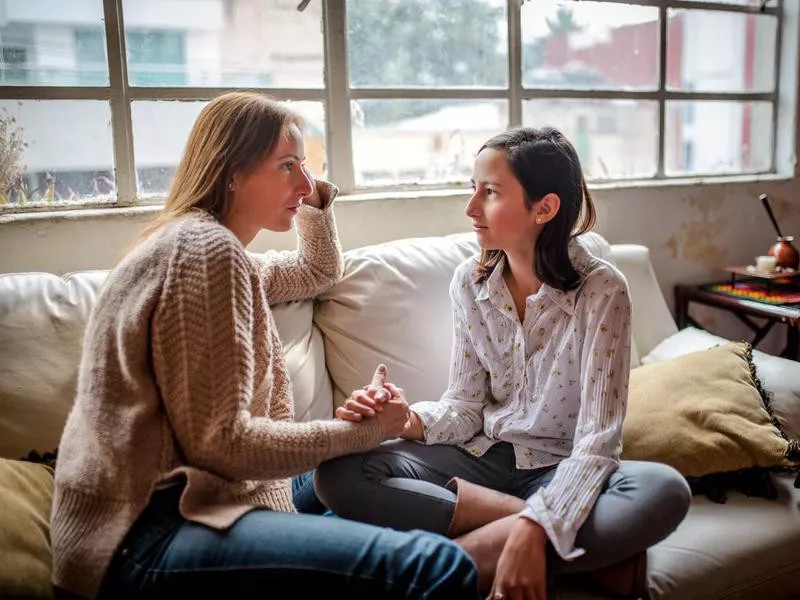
[{"left": 521, "top": 493, "right": 585, "bottom": 561}]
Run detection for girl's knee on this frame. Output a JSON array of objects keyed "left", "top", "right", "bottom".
[
  {"left": 633, "top": 461, "right": 692, "bottom": 529},
  {"left": 652, "top": 463, "right": 691, "bottom": 510},
  {"left": 314, "top": 451, "right": 390, "bottom": 514},
  {"left": 313, "top": 455, "right": 358, "bottom": 510}
]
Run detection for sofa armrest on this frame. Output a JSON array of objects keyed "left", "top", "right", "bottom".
[{"left": 610, "top": 244, "right": 679, "bottom": 359}]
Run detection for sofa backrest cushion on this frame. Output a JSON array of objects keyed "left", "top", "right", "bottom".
[
  {"left": 315, "top": 233, "right": 479, "bottom": 407},
  {"left": 316, "top": 231, "right": 639, "bottom": 408},
  {"left": 0, "top": 270, "right": 328, "bottom": 460},
  {"left": 0, "top": 271, "right": 106, "bottom": 460}
]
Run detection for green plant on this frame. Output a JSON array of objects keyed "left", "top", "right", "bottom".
[{"left": 0, "top": 105, "right": 26, "bottom": 204}]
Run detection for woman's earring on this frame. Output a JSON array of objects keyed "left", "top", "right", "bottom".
[{"left": 228, "top": 182, "right": 235, "bottom": 191}]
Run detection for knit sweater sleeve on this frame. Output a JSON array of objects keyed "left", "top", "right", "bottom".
[
  {"left": 248, "top": 180, "right": 344, "bottom": 304},
  {"left": 152, "top": 220, "right": 384, "bottom": 482}
]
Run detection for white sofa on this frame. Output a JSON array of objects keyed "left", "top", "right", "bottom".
[{"left": 1, "top": 231, "right": 799, "bottom": 600}]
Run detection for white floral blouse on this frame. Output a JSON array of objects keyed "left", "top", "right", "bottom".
[{"left": 410, "top": 239, "right": 633, "bottom": 560}]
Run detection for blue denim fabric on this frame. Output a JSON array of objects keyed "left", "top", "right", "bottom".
[
  {"left": 97, "top": 475, "right": 478, "bottom": 600},
  {"left": 291, "top": 470, "right": 330, "bottom": 515}
]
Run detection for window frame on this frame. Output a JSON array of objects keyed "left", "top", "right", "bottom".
[{"left": 0, "top": 0, "right": 788, "bottom": 212}]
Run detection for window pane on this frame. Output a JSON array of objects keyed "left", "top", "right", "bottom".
[
  {"left": 352, "top": 100, "right": 508, "bottom": 187},
  {"left": 0, "top": 0, "right": 109, "bottom": 86},
  {"left": 667, "top": 10, "right": 777, "bottom": 92},
  {"left": 347, "top": 0, "right": 508, "bottom": 88},
  {"left": 665, "top": 101, "right": 772, "bottom": 176},
  {"left": 522, "top": 1, "right": 659, "bottom": 90},
  {"left": 132, "top": 100, "right": 326, "bottom": 198},
  {"left": 523, "top": 99, "right": 658, "bottom": 181},
  {"left": 122, "top": 0, "right": 324, "bottom": 88},
  {"left": 0, "top": 100, "right": 114, "bottom": 207}
]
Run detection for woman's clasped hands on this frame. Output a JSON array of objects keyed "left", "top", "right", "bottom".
[{"left": 335, "top": 364, "right": 418, "bottom": 440}]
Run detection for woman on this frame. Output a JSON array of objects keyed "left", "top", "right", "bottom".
[{"left": 51, "top": 92, "right": 479, "bottom": 600}]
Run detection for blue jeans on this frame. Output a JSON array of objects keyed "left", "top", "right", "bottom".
[
  {"left": 291, "top": 470, "right": 330, "bottom": 515},
  {"left": 97, "top": 473, "right": 478, "bottom": 600}
]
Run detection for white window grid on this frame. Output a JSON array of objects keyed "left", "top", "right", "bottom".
[{"left": 0, "top": 0, "right": 785, "bottom": 210}]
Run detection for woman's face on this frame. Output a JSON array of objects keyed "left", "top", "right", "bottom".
[
  {"left": 226, "top": 122, "right": 314, "bottom": 243},
  {"left": 465, "top": 147, "right": 540, "bottom": 254}
]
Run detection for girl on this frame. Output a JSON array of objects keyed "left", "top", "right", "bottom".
[
  {"left": 51, "top": 92, "right": 479, "bottom": 600},
  {"left": 316, "top": 127, "right": 691, "bottom": 600}
]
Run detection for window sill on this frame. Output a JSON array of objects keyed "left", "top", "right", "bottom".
[
  {"left": 0, "top": 171, "right": 795, "bottom": 224},
  {"left": 338, "top": 171, "right": 795, "bottom": 203}
]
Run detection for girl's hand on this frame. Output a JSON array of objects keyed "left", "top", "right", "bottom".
[
  {"left": 376, "top": 397, "right": 411, "bottom": 440},
  {"left": 381, "top": 383, "right": 423, "bottom": 440},
  {"left": 490, "top": 518, "right": 549, "bottom": 600}
]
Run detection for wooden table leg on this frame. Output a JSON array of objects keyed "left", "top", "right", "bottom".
[
  {"left": 782, "top": 326, "right": 800, "bottom": 361},
  {"left": 675, "top": 286, "right": 688, "bottom": 329}
]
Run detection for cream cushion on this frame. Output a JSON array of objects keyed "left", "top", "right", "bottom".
[
  {"left": 316, "top": 231, "right": 636, "bottom": 408},
  {"left": 316, "top": 233, "right": 479, "bottom": 407},
  {"left": 0, "top": 271, "right": 329, "bottom": 460},
  {"left": 0, "top": 271, "right": 105, "bottom": 460},
  {"left": 270, "top": 300, "right": 334, "bottom": 422}
]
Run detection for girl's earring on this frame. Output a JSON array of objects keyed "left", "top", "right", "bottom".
[{"left": 228, "top": 182, "right": 235, "bottom": 191}]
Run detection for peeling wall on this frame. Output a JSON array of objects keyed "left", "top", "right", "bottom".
[{"left": 592, "top": 179, "right": 800, "bottom": 354}]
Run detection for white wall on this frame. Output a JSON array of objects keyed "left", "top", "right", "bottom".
[{"left": 1, "top": 178, "right": 798, "bottom": 286}]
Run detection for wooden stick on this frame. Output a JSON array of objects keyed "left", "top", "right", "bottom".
[{"left": 759, "top": 194, "right": 784, "bottom": 238}]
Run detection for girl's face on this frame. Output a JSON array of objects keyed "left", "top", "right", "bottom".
[
  {"left": 225, "top": 122, "right": 314, "bottom": 243},
  {"left": 466, "top": 148, "right": 540, "bottom": 254}
]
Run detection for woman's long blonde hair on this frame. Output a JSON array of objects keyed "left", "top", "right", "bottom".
[{"left": 137, "top": 91, "right": 302, "bottom": 243}]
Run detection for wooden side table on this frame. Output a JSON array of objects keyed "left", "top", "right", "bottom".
[{"left": 675, "top": 284, "right": 800, "bottom": 360}]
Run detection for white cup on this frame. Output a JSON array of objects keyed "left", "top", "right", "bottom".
[{"left": 755, "top": 255, "right": 777, "bottom": 273}]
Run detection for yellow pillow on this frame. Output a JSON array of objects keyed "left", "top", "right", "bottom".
[
  {"left": 0, "top": 458, "right": 54, "bottom": 600},
  {"left": 622, "top": 342, "right": 799, "bottom": 489}
]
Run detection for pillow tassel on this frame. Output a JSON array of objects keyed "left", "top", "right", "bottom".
[
  {"left": 746, "top": 343, "right": 800, "bottom": 461},
  {"left": 788, "top": 440, "right": 800, "bottom": 461}
]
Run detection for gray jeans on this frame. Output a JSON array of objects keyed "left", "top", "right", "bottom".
[{"left": 315, "top": 440, "right": 691, "bottom": 574}]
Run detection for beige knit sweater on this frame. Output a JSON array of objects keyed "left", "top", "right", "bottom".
[{"left": 51, "top": 185, "right": 386, "bottom": 599}]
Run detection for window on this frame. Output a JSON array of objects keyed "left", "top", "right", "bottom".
[
  {"left": 127, "top": 29, "right": 187, "bottom": 87},
  {"left": 74, "top": 28, "right": 108, "bottom": 86},
  {"left": 0, "top": 0, "right": 789, "bottom": 211},
  {"left": 1, "top": 47, "right": 28, "bottom": 85}
]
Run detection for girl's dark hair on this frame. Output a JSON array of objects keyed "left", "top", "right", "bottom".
[{"left": 474, "top": 126, "right": 596, "bottom": 291}]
